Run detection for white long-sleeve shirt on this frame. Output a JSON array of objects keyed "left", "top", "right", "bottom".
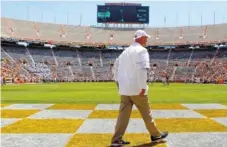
[{"left": 113, "top": 42, "right": 150, "bottom": 96}]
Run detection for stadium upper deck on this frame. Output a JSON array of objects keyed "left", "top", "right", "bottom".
[{"left": 1, "top": 17, "right": 227, "bottom": 46}]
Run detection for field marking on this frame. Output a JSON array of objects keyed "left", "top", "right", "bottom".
[
  {"left": 182, "top": 104, "right": 227, "bottom": 110},
  {"left": 88, "top": 110, "right": 205, "bottom": 118},
  {"left": 1, "top": 133, "right": 73, "bottom": 147},
  {"left": 2, "top": 104, "right": 54, "bottom": 110},
  {"left": 28, "top": 110, "right": 93, "bottom": 119},
  {"left": 1, "top": 119, "right": 84, "bottom": 133}
]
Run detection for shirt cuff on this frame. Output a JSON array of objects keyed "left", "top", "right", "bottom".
[{"left": 138, "top": 62, "right": 150, "bottom": 69}]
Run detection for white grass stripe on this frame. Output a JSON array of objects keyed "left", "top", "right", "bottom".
[
  {"left": 167, "top": 132, "right": 227, "bottom": 147},
  {"left": 1, "top": 119, "right": 21, "bottom": 128},
  {"left": 94, "top": 108, "right": 204, "bottom": 118},
  {"left": 181, "top": 104, "right": 227, "bottom": 110},
  {"left": 76, "top": 118, "right": 148, "bottom": 133},
  {"left": 1, "top": 134, "right": 73, "bottom": 147},
  {"left": 152, "top": 110, "right": 205, "bottom": 118},
  {"left": 126, "top": 119, "right": 148, "bottom": 133},
  {"left": 95, "top": 104, "right": 137, "bottom": 110},
  {"left": 212, "top": 118, "right": 227, "bottom": 127},
  {"left": 76, "top": 119, "right": 116, "bottom": 133},
  {"left": 28, "top": 110, "right": 93, "bottom": 119},
  {"left": 2, "top": 104, "right": 54, "bottom": 110}
]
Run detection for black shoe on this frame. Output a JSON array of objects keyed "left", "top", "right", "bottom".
[
  {"left": 151, "top": 132, "right": 168, "bottom": 143},
  {"left": 111, "top": 139, "right": 130, "bottom": 147}
]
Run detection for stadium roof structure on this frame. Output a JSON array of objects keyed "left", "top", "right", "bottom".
[{"left": 1, "top": 17, "right": 227, "bottom": 47}]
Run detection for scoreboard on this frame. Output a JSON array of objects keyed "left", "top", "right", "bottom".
[{"left": 97, "top": 5, "right": 149, "bottom": 24}]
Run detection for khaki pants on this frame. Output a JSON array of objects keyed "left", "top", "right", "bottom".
[{"left": 112, "top": 95, "right": 161, "bottom": 142}]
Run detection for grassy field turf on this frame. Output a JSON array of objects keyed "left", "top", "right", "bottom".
[{"left": 1, "top": 83, "right": 227, "bottom": 104}]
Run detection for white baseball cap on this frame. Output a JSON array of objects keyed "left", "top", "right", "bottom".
[{"left": 134, "top": 30, "right": 151, "bottom": 40}]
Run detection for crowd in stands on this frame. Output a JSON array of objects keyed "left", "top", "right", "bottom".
[
  {"left": 1, "top": 45, "right": 227, "bottom": 85},
  {"left": 1, "top": 17, "right": 227, "bottom": 85},
  {"left": 24, "top": 63, "right": 52, "bottom": 80}
]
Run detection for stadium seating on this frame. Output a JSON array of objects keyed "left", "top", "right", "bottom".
[
  {"left": 1, "top": 17, "right": 227, "bottom": 84},
  {"left": 1, "top": 17, "right": 227, "bottom": 46}
]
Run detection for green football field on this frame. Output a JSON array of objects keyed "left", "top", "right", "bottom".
[
  {"left": 1, "top": 82, "right": 227, "bottom": 147},
  {"left": 1, "top": 82, "right": 227, "bottom": 104}
]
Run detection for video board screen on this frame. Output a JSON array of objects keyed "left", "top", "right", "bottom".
[{"left": 97, "top": 5, "right": 149, "bottom": 24}]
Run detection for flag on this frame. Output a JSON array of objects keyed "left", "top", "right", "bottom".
[
  {"left": 179, "top": 27, "right": 183, "bottom": 39},
  {"left": 110, "top": 33, "right": 114, "bottom": 40},
  {"left": 203, "top": 26, "right": 208, "bottom": 38},
  {"left": 33, "top": 22, "right": 40, "bottom": 36},
  {"left": 59, "top": 25, "right": 66, "bottom": 37},
  {"left": 85, "top": 28, "right": 91, "bottom": 41},
  {"left": 156, "top": 29, "right": 159, "bottom": 40},
  {"left": 86, "top": 33, "right": 91, "bottom": 40},
  {"left": 5, "top": 18, "right": 14, "bottom": 35}
]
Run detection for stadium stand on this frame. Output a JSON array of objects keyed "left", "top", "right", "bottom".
[{"left": 1, "top": 17, "right": 227, "bottom": 84}]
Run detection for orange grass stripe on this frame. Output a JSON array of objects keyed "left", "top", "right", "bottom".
[
  {"left": 1, "top": 119, "right": 84, "bottom": 133},
  {"left": 155, "top": 118, "right": 227, "bottom": 132},
  {"left": 88, "top": 110, "right": 141, "bottom": 118},
  {"left": 1, "top": 110, "right": 40, "bottom": 118},
  {"left": 195, "top": 109, "right": 227, "bottom": 118}
]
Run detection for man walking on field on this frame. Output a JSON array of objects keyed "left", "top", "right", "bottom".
[{"left": 111, "top": 30, "right": 168, "bottom": 147}]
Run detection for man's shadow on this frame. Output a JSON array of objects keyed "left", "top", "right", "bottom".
[
  {"left": 132, "top": 140, "right": 166, "bottom": 147},
  {"left": 107, "top": 140, "right": 166, "bottom": 147}
]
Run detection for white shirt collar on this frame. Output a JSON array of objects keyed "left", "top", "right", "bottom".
[{"left": 132, "top": 42, "right": 142, "bottom": 47}]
